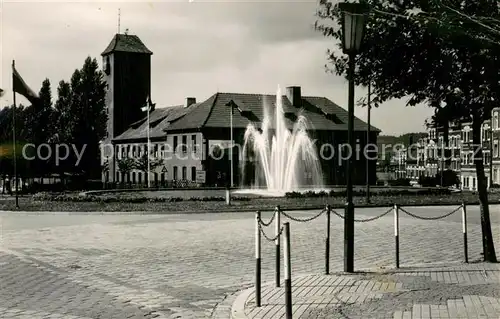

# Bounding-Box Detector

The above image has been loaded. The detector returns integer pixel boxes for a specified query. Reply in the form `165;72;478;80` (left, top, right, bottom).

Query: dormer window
104;56;111;75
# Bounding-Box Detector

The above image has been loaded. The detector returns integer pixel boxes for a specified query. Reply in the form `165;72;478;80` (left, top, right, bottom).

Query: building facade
100;33;381;188
398;109;500;190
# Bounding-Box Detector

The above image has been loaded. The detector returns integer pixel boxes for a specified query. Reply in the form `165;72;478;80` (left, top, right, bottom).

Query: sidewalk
228;262;500;319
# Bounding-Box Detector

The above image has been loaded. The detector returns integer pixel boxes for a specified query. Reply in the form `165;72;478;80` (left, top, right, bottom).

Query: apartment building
400;110;500;190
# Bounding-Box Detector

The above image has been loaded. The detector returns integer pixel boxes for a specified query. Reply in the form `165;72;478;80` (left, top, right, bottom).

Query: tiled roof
101;34;153;56
112;91;380;143
167;93;380;132
113;105;188;142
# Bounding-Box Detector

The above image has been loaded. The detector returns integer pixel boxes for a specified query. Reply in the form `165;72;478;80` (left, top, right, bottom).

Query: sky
0;0;433;136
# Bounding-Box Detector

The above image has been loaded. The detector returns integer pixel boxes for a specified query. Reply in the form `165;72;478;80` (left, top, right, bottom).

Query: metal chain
257;212;276;227
398;205;462;220
259;223;284;242
280;209;325;223
330;206;393;222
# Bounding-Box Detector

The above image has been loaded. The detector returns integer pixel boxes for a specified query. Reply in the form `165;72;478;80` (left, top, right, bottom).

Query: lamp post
226;100;236;188
339;1;368;273
141;96;154;188
366;80;371;204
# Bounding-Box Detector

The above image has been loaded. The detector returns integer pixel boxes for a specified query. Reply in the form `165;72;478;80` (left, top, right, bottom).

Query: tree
51;80;72;144
23;79;54;177
370;1;500;46
117;158;135;186
25;79;53;144
316;0;498;262
134;152;163;186
51;57;107;181
69;57;107;180
51;80;73;180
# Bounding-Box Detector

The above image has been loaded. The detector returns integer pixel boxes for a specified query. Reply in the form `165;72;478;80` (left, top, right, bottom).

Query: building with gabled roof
100;33;381;188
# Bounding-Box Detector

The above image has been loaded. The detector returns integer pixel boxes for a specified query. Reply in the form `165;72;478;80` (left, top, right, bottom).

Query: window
192;135;197;153
191;167;196;181
182;135;187;153
173;136;178;153
494;140;499;158
173;166;178;180
182;166;187;180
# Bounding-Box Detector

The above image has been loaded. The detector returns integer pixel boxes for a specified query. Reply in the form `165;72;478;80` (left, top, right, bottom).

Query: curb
1;201;498;214
230;287;254;319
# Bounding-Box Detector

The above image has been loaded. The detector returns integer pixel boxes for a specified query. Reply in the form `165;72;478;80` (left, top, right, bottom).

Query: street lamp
339;1;368;273
366;80;371;204
141;96;154;188
225;100;237;188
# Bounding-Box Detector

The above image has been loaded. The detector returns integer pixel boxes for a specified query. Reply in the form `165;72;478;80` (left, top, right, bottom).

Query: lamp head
339;2;368;55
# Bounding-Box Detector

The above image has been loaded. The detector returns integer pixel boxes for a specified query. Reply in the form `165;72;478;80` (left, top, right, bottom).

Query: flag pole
12;60;19;209
147;105;150;188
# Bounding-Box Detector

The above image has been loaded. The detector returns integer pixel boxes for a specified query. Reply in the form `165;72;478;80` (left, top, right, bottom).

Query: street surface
0;204;499;318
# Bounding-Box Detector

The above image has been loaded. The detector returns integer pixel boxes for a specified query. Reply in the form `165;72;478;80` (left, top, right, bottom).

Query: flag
12;63;40;105
141;95;155;112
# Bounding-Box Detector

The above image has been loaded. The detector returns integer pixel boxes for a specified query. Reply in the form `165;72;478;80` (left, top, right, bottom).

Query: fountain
237;86;324;196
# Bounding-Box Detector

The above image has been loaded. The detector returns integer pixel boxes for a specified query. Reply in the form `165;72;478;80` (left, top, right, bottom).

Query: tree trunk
472;115;497;262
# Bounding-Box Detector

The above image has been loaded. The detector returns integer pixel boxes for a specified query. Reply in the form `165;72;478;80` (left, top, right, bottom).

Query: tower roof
101;34;153;56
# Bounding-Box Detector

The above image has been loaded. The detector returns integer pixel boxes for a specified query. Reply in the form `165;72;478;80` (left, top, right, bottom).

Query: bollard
284;222;292;319
325;205;331;275
255;211;261;307
462;202;468;263
394;204;400;269
275;206;281;287
225;187;231;205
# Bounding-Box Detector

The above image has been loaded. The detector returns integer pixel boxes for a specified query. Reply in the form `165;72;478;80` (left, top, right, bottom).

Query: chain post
325;204;331;275
394;204;400;269
461;202;468;263
275;205;281;287
255;211;261;307
284;222;292;319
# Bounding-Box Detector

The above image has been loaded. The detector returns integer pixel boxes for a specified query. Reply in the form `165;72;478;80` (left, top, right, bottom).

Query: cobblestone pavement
0;205;498;318
240;263;500;319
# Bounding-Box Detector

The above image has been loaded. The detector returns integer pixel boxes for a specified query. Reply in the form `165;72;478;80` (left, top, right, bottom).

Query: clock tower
101;33;153;139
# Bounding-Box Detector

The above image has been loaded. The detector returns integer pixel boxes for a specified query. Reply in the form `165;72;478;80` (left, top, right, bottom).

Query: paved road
0;205;499;318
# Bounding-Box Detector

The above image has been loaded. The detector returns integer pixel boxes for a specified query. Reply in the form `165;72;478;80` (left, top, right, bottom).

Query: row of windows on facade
461;176;494;189
108;166;198;182
420;138;500;159
114;135;199;158
429;130;493;148
402;168;497;188
427;113;500;142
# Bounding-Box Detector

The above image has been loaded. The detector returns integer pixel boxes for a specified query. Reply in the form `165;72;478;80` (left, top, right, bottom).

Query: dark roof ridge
200;93;220;128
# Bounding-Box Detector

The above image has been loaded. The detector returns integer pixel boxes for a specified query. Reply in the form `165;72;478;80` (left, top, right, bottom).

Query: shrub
419;176;437;187
435;170;460;187
285;187;451;198
388;178;411;187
